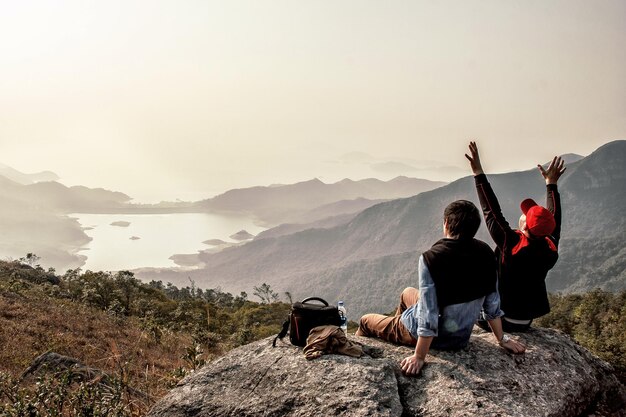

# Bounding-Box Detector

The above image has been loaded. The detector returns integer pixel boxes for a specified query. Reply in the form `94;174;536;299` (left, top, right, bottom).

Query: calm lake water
71;213;265;271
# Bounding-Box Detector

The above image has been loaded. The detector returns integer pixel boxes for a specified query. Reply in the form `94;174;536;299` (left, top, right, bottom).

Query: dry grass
0;281;191;403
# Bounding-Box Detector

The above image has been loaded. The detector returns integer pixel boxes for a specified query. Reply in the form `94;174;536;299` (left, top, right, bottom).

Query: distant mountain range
254;198;387;240
194;176;446;225
1;179;131;213
136;141;626;318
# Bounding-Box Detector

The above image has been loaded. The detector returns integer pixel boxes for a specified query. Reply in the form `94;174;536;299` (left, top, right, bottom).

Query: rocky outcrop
21;352;108;382
148;328;625;417
21;352;151;401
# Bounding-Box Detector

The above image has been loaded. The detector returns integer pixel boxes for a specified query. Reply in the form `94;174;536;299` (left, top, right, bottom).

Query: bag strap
301;297;329;306
272;317;290;347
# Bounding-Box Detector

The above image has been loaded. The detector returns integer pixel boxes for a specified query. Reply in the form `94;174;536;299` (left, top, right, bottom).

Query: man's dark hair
443;200;481;239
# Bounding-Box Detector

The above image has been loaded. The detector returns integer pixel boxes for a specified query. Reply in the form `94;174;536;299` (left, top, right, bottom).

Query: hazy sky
1;0;625;202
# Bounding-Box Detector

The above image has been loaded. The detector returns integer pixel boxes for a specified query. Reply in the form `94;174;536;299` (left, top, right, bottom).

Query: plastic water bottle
338;301;347;334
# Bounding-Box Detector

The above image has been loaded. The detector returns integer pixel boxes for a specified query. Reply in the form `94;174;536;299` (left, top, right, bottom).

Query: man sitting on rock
355;200;525;376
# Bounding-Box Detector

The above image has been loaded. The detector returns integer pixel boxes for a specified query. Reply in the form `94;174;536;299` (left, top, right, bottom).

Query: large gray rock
149;328;626;417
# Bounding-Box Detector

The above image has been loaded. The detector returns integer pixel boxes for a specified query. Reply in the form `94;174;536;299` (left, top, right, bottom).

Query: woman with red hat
465;141;566;332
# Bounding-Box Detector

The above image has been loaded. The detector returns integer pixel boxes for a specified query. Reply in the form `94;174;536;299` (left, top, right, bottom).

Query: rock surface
148;328;626;417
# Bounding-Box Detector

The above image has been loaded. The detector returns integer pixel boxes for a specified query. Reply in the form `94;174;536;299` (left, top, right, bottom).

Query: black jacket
474;174;560;320
422;238;497;308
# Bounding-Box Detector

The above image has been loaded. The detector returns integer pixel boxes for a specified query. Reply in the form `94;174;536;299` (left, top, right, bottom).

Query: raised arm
538;156;565;243
465;142;518;250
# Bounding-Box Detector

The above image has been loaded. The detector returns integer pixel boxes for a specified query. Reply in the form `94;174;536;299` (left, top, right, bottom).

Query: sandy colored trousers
355;287;418;346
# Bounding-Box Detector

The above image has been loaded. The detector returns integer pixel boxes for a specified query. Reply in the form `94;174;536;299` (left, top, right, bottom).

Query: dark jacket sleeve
473;174;520;252
545;184;561;245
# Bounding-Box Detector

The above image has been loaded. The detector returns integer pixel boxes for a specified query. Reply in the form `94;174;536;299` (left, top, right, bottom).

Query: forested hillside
536;290;626;383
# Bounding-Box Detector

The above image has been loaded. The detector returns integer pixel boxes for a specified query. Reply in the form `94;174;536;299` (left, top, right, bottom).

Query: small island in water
110;221;131;227
230;230;255;241
203;239;227;246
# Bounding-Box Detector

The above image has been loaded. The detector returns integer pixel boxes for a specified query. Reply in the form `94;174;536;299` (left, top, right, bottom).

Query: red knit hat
520;198;556;237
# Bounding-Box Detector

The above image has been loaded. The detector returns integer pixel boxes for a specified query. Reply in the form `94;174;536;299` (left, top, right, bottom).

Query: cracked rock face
148;328;626;417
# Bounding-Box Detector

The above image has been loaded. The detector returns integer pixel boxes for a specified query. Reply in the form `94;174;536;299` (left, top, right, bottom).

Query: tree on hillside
114;271;140;314
253;283;279;304
19;253;40;268
284;291;293;304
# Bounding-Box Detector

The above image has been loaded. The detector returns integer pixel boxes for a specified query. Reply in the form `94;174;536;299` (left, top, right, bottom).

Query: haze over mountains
135;141;626;318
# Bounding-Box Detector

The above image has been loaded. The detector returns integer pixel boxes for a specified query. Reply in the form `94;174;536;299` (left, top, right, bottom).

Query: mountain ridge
194;176;446;225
